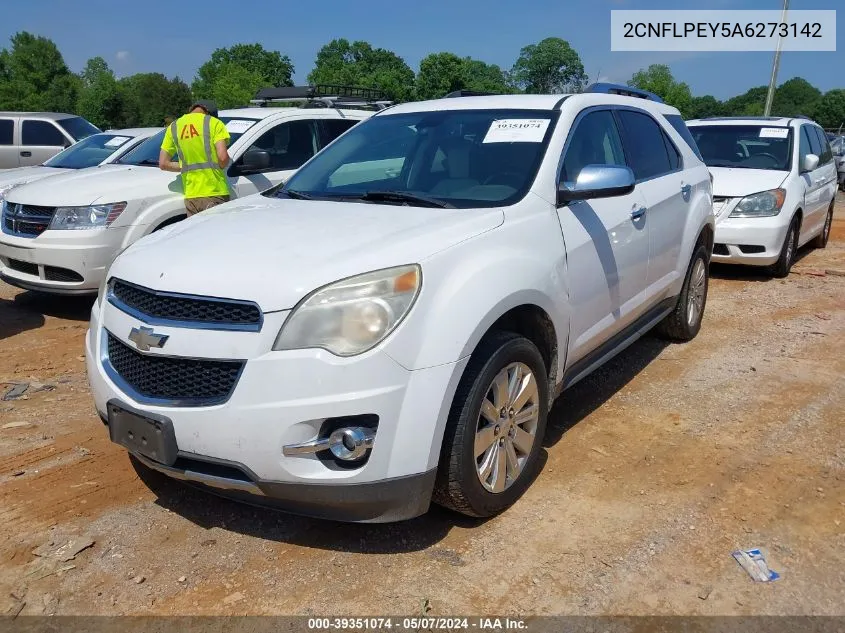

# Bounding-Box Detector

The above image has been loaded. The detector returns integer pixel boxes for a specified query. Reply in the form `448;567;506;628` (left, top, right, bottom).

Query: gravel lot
1;195;843;616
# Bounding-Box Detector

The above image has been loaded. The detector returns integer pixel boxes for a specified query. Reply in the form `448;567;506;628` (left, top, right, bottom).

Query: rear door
615;108;688;301
229;118;320;196
0;117;18;168
810;125;838;223
555;108;650;362
798;125;826;239
20;119;69;166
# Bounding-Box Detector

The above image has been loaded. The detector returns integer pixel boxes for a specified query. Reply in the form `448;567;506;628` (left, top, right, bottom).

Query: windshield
116;120;257;167
277;109;559;209
690;125;793;171
43;133;139;169
57;116;101;141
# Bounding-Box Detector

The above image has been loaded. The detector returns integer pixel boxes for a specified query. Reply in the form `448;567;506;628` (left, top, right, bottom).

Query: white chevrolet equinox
86;85;715;523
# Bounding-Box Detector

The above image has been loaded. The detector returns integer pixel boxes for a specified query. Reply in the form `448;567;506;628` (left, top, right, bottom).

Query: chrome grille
2;202;56;237
109;279;262;331
104;331;244;406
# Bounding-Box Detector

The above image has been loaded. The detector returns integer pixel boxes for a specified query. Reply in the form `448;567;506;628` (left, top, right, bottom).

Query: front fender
120;196;188;250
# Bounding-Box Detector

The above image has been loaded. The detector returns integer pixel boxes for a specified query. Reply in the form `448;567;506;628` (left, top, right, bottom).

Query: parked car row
2;86;839;524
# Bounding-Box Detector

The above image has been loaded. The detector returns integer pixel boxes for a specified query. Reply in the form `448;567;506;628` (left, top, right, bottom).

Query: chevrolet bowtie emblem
128;326;169;352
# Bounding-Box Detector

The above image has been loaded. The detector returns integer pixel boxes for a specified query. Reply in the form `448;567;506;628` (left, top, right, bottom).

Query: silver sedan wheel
474;362;540;493
686;257;707;327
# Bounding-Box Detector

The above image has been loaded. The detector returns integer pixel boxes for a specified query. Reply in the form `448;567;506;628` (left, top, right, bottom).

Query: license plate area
107;399;178;466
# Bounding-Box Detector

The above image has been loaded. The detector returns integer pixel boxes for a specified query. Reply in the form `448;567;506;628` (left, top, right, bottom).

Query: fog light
328;427;375;461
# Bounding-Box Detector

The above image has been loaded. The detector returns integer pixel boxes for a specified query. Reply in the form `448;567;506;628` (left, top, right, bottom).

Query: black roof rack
443;90;498;98
251;84;393;110
585;82;664;103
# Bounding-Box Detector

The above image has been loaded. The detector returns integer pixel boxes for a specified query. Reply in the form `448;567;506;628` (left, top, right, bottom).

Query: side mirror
557;165;636;205
801;153;819;173
241;149;271;172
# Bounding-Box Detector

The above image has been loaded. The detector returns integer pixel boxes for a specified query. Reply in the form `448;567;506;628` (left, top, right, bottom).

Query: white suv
686;116;838;277
86;85;714;523
0;104;372;294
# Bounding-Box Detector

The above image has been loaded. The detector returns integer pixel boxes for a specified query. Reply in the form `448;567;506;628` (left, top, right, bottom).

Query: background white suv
687;116;838;277
0;104;372;295
86;85;714;523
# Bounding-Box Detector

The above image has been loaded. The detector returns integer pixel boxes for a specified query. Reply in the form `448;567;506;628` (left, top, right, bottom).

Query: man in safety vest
159;100;232;216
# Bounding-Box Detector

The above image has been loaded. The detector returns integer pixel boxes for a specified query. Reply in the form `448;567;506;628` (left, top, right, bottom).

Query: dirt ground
1;196;843;618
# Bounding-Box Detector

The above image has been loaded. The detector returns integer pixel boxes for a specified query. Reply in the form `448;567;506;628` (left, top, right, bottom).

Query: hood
4;164;181;207
709;167;788;198
0;166;68;190
109;197;505;311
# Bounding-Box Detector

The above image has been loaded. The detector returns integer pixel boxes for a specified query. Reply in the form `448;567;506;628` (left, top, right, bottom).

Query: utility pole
764;0;790;116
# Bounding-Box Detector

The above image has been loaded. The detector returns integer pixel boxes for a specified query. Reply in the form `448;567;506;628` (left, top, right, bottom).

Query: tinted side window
22;120;66;146
616;110;672;181
240;120;318;172
662;131;681;171
805;125;823;159
560;110;626;183
664;113;703;161
320;119;358;147
0;119;13;145
812;126;832;164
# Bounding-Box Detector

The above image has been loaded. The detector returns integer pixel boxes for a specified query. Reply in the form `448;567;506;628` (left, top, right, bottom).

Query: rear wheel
771;217;800;278
433;331;548;518
811;203;834;249
655;244;709;342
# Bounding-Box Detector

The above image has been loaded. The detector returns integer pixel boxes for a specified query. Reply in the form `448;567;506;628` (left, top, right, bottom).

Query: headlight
729;189;786;218
49;202;127;230
273;264;422;357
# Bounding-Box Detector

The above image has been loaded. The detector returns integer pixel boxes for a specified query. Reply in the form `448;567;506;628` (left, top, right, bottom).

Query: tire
811;203;834;249
433;331;549;518
655;244;709;342
770;217;800;279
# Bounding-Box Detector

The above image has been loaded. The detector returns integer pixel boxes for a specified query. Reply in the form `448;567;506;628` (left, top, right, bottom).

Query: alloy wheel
686;257;707;328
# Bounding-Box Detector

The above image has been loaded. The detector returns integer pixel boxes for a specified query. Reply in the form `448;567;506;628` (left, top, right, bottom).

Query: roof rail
585;82;664;103
250;84;393;110
793;114;813;121
443;90;498;98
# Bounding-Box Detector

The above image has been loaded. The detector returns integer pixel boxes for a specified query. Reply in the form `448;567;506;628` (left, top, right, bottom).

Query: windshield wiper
133;159;160;167
356;191;454;208
282;189;313;200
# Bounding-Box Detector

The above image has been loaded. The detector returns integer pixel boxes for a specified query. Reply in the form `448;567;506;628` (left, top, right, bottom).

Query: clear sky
2;0;842;100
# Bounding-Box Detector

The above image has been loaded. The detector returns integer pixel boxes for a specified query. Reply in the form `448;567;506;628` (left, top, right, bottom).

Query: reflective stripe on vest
170;115;218;172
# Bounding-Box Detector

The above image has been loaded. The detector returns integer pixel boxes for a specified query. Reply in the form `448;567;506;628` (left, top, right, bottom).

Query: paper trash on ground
732;548;780;582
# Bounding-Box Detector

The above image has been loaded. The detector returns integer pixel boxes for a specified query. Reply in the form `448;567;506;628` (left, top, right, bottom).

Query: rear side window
0;119;13;145
664;114;704;161
616;110;672;181
320;119;358;147
22;120;66;146
812;126;833;164
805;125;823;159
662;131;681;170
560;110;626;183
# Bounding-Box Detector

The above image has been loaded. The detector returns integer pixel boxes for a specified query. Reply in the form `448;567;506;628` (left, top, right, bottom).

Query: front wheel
433;331;549;518
655;244;709;342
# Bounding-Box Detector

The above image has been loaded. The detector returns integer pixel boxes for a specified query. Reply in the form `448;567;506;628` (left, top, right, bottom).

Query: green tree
76;57;123;129
0;32;75;111
772;77;822;117
628;64;692;117
510;37;586;94
118;73;192;127
192;43;293;101
687;95;725;119
208;63;264;110
813;89;845;130
308;39;416;102
415;53;510;100
723;86;767;116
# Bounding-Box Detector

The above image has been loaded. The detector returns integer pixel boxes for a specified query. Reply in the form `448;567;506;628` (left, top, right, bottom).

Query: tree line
0;31;842;132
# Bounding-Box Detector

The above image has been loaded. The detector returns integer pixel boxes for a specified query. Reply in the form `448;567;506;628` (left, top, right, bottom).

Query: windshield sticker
483;119;550;144
759;128;789;139
104;136;130;148
225;120;255;134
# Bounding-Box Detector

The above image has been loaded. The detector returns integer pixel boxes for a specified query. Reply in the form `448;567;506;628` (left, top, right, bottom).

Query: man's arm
159;150;181;172
215;140;230;169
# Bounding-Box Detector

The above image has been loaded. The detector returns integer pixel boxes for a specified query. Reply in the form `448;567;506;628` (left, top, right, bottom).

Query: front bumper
711;207;791;266
0;227;127;294
85;298;462;523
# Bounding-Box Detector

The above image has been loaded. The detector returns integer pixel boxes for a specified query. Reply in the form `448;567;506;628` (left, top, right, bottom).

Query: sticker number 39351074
483;119;551;144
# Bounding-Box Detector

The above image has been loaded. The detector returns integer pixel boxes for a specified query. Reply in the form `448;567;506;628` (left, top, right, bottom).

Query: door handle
631;206;647;220
681;183;691;197
20;151;31;157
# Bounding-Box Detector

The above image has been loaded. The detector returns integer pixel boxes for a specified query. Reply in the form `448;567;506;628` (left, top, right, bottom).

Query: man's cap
190;99;219;118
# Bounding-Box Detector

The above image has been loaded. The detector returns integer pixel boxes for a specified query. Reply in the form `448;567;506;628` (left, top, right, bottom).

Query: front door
555;108;650;364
